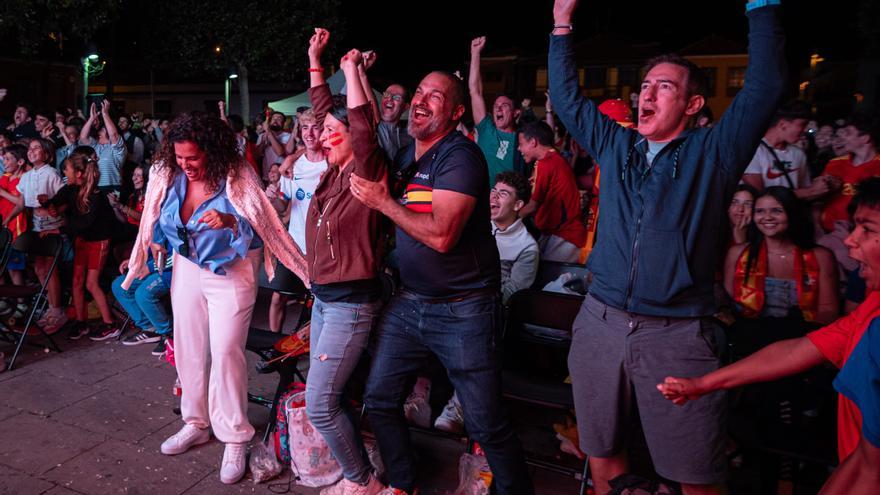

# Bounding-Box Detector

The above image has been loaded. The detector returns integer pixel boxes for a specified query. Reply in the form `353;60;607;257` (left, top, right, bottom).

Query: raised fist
340;49;363;72
308;28;330;60
553;0;578;24
471;36;486;55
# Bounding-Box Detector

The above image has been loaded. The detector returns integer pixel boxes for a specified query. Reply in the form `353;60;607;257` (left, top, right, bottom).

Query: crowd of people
0;0;879;494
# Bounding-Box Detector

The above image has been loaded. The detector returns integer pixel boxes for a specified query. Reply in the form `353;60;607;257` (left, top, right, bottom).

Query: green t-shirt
476;117;519;186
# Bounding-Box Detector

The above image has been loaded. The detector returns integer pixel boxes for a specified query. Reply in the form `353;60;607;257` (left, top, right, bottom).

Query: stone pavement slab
183;470;320;494
0;413;106;476
0;464;56;495
34;341;146;386
0;403;21;421
43;486;84;495
42;438;215;495
93;362;178;403
51;389;179;443
0;367;102;415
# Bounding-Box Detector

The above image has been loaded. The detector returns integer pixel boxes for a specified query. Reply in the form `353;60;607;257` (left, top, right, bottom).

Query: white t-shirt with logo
259;131;292;180
278;154;327;254
743;140;811;189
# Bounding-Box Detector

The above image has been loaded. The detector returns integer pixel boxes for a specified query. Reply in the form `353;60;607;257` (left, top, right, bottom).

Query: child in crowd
0;144;30;319
7;138;67;331
113;254;172;356
265;163;282;199
41;154;119;340
108;163;147;240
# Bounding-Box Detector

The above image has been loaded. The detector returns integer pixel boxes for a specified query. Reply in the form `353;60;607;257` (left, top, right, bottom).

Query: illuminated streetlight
225;65;238;109
82;42;104;113
86;42;99;61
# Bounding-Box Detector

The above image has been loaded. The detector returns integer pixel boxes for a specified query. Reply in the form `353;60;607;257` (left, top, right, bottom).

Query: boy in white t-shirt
268;109;327;332
742;100;837;201
7;138;68;331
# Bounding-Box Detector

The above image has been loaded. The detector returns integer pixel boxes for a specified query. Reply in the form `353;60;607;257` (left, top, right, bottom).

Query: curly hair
154;111;242;193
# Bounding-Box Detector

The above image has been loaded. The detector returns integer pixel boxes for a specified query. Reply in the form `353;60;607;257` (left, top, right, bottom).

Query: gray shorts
568;295;728;485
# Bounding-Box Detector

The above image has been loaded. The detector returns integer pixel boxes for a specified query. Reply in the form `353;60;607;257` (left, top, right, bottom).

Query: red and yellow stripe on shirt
403;183;433;213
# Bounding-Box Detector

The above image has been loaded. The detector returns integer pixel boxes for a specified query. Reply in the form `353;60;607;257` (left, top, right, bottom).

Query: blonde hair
63;154;100;213
298;109;318;126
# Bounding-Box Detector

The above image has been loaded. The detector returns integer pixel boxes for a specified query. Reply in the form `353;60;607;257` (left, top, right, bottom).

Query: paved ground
0;291;582;495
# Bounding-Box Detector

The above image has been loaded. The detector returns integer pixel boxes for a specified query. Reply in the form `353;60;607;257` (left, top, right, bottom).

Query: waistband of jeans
399;286;497;304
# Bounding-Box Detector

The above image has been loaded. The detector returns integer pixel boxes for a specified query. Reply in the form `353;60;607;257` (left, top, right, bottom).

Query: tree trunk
238;63;250;124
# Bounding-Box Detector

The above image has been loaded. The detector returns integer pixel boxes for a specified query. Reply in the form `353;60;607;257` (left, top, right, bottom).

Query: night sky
2;0;872;98
338;0;872;91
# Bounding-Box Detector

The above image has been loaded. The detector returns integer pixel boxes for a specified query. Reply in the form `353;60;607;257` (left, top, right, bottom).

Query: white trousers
170;250;260;443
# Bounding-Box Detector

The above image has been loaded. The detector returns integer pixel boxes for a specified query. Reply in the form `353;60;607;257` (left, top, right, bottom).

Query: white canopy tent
267;70;384;115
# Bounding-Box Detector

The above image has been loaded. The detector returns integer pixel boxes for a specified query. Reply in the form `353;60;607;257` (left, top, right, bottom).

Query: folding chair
501;288;590;495
0;228;16;345
531;260;590;290
246;261;312;442
0;228;13;271
2;232;65;370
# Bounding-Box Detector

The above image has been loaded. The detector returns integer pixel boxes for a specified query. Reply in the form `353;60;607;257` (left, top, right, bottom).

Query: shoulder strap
759;141;796;190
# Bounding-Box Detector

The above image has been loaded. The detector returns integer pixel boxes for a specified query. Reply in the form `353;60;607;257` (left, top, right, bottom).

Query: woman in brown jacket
303;29;388;495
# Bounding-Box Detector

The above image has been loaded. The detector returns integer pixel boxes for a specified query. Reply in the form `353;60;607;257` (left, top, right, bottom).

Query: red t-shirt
0;173;26;239
532;150;587;248
820;155;880;231
126;194;144;226
807;290;880;461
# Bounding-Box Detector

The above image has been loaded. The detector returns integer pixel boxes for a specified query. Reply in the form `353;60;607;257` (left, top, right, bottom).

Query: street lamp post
81;42;102;113
225;65;239;111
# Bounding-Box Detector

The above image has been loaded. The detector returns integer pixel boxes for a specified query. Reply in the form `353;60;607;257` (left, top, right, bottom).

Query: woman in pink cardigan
121;111;307;484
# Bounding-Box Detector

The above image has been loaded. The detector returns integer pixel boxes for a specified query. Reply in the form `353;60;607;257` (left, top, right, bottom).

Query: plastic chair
501;288;590;494
2;232;65;370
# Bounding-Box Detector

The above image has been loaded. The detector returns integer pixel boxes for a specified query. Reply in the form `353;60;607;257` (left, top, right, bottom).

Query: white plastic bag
249;438;283;484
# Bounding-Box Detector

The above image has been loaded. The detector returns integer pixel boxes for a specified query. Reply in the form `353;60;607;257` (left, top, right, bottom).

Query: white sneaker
403;391;431;428
219;442;247;484
320;474;385;495
38;307;68;334
160;424;211;455
433;395;464;434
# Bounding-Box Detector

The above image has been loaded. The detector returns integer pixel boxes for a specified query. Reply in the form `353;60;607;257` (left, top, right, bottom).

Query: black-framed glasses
177;227;190;257
382;92;403;102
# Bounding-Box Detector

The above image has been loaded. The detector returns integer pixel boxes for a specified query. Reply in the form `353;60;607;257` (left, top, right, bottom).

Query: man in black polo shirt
350;71;532;495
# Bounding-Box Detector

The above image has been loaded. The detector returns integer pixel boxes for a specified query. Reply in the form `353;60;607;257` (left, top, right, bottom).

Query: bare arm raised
468;36;488;126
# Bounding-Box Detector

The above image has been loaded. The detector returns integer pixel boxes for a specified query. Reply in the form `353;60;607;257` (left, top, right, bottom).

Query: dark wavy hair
155;111;241;193
744;186;815;281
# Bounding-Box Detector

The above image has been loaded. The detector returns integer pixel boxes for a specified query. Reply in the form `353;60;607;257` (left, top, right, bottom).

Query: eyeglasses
382;92;403;102
177;227;190;257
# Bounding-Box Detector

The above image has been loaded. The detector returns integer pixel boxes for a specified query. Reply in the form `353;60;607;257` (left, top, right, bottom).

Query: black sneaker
67;321;90;340
122;330;161;346
89;323;122;341
151;338;167;356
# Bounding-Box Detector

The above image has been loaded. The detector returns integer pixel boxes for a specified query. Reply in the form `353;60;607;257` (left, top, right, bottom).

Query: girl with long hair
724;186;838;331
41;154;119;340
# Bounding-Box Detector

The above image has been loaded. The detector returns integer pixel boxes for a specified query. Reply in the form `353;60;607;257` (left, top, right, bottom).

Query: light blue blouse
154;172;261;275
